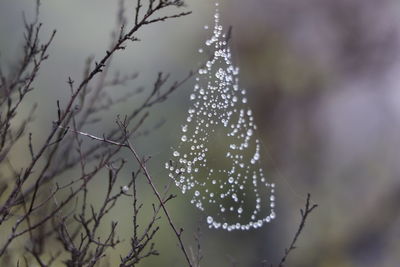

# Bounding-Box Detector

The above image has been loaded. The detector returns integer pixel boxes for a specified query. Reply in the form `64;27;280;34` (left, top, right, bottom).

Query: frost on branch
167;3;275;231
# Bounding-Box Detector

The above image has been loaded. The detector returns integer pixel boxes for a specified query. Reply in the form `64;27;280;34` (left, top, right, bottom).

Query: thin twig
276;193;318;267
125;139;193;267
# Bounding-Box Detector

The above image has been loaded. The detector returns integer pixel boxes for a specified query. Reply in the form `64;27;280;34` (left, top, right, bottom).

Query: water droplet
122;185;129;193
270;211;276;219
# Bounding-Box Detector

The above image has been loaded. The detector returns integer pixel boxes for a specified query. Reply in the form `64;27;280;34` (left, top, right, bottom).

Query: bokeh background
1;0;400;266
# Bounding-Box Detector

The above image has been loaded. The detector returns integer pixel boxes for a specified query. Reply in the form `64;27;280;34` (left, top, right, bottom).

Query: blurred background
1;0;400;266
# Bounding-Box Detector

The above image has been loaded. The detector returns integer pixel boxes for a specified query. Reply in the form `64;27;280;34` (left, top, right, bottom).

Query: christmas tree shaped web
166;2;276;231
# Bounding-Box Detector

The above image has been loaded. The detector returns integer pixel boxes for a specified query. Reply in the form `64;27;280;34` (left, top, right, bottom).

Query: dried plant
0;1;192;266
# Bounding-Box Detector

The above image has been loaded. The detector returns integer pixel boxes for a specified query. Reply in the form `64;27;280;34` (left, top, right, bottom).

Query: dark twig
276;194;318;267
125;138;193;267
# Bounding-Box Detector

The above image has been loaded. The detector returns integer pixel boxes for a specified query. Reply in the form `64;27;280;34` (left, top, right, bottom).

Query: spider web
166;3;275;231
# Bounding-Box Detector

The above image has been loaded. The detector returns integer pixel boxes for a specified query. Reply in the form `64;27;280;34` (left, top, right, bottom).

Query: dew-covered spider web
166;3;276;231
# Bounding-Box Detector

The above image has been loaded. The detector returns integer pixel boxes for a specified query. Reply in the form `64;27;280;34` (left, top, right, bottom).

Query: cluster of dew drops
165;2;276;231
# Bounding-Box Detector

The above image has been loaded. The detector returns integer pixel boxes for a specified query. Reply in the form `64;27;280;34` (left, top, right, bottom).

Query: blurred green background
1;0;400;266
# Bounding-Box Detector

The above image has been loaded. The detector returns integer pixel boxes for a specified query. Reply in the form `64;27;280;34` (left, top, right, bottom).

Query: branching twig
276;193;318;267
56;118;193;267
